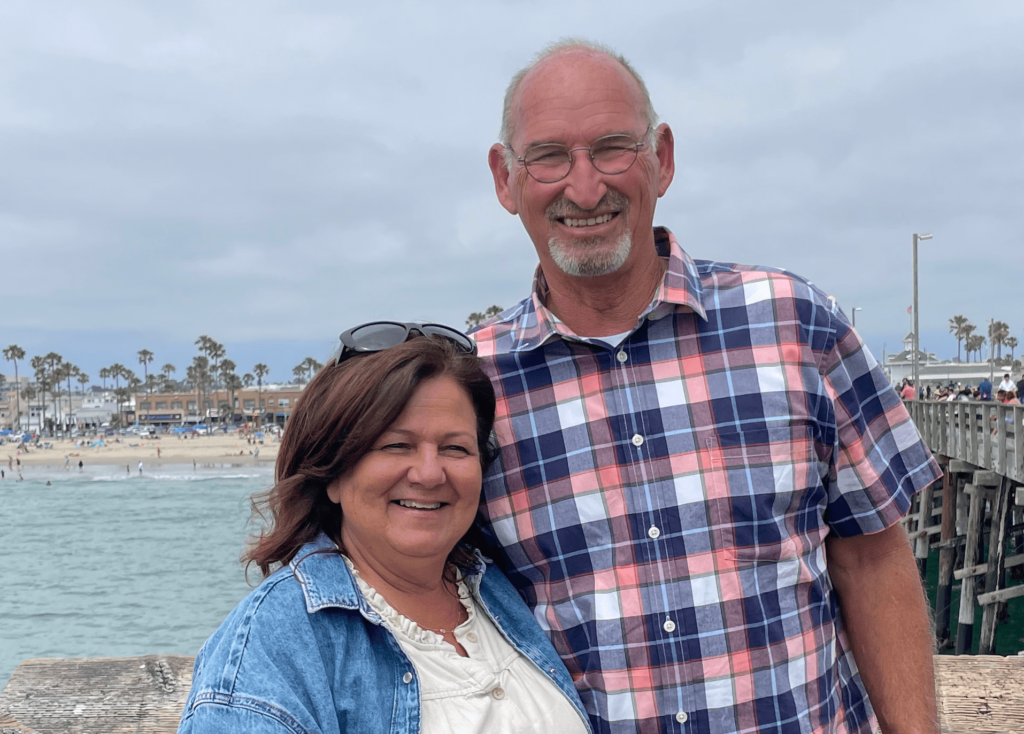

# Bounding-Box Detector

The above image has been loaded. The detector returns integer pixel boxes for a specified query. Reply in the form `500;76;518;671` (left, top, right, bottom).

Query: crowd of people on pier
898;372;1024;404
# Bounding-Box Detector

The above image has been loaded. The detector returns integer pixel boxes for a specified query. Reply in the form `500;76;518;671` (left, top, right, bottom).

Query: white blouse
345;558;589;734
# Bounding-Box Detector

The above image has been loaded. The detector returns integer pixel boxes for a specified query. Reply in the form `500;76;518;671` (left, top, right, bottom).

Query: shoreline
3;434;280;469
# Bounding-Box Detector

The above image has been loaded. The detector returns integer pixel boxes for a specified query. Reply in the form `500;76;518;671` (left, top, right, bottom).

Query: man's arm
826;523;938;734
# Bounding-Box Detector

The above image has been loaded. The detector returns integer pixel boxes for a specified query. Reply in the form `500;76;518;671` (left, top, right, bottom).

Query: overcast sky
1;0;1022;384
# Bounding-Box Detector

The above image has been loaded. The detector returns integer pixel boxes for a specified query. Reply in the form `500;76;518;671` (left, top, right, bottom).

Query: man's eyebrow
522;130;640;148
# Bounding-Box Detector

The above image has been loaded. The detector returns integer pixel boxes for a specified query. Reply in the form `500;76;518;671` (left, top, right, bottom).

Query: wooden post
956;481;985;654
978;476;1013;654
935;457;956;647
914;477;935;578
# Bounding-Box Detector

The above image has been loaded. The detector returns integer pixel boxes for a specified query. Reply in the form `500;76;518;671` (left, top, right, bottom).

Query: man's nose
406;446;445;487
561;149;608;211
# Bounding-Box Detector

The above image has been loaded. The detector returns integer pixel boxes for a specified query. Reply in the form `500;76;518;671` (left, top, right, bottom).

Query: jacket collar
500;226;708;353
289;533;488;615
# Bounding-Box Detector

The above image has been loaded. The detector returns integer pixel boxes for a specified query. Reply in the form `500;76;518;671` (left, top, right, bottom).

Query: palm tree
242;373;254;388
207;340;226;416
961;324;977;362
161;363;176;380
21;385;37;431
3;344;26;430
98;367;111;389
253;363;269;428
988;320;1010;359
966;334;986;363
224;372;243;423
948;315;970;362
138;349;154;393
77;372;90;395
31;356;49;432
1005;336;1019;363
292;364;306;383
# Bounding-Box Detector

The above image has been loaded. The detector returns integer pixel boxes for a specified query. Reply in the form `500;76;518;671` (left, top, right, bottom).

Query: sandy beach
4;433;278;469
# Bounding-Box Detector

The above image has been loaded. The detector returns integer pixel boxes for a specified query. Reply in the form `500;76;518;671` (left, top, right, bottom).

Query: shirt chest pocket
702;429;821;564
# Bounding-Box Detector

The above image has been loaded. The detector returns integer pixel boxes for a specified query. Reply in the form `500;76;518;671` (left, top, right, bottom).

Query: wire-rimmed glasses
507;127;651;184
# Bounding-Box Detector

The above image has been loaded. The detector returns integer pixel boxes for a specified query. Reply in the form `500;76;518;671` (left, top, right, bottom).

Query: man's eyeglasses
334;321;476;366
506;128;651;184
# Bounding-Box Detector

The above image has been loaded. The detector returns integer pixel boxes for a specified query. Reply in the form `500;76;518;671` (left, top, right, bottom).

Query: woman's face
326;375;483;569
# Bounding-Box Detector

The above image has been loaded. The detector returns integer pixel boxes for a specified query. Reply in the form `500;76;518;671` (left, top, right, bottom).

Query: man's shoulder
468;298;534;356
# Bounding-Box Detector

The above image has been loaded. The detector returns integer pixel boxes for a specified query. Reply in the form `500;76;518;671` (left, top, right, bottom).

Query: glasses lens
348;322;409;351
523;145;571;183
591;135;639;175
420;325;476;354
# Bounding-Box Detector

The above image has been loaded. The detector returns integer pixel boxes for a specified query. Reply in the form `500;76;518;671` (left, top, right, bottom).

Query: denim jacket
178;534;591;734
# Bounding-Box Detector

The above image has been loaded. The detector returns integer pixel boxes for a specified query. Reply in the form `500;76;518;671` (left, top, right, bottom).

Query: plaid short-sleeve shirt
472;228;941;734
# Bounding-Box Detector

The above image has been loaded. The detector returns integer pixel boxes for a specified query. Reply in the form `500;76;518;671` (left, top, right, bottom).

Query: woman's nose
406;447;445;487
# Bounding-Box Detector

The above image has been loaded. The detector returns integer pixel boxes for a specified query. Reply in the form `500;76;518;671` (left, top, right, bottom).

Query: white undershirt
345;558;588;734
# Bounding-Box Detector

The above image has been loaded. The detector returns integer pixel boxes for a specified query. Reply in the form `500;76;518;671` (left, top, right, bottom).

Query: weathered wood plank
0;655;193;734
980;478;1014;654
935;654;1024;733
957;483;987;654
2;654;1023;733
977;584;1024;606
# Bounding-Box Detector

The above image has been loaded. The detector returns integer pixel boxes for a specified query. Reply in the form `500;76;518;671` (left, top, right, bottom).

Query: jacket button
616;350;628;363
647;526;661;539
402;672;412;684
675;710;688;723
492;687;505;700
466;632;478;643
663;618;676;633
631;434;644;447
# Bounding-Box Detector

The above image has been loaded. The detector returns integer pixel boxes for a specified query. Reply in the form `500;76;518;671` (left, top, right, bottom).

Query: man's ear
488;144;519;215
654;124;675;198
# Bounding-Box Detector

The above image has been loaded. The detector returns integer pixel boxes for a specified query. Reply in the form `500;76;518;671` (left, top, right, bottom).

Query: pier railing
904;400;1023;483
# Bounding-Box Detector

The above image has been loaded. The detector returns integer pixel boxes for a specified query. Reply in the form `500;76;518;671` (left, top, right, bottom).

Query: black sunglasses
334;321;477;366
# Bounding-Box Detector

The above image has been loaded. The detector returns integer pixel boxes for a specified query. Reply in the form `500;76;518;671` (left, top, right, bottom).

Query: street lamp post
912;233;933;398
851;307;863;328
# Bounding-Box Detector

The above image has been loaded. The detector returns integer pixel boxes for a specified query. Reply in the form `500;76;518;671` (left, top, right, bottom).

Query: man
1017;372;1024;401
998;373;1015;393
474;40;941;734
978;377;992;401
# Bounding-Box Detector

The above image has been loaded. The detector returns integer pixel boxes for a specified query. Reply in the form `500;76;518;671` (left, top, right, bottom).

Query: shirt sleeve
819;308;942;537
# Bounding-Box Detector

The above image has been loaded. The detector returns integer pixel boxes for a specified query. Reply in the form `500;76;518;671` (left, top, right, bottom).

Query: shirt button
402;672;412;684
676;710;688;723
492;687;505;700
616;350;628;363
647;526;661;539
466;632;478;643
631;434;644;447
663;618;676;633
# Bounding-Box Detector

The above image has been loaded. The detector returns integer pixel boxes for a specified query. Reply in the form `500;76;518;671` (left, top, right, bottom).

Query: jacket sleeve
178;695;320;734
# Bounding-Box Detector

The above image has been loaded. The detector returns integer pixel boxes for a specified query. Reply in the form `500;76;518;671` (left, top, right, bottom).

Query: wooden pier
2;654;1023;732
902;400;1024;656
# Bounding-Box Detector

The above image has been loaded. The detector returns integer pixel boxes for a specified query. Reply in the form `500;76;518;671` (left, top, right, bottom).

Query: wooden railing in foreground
904;400;1023;483
2;654;1023;733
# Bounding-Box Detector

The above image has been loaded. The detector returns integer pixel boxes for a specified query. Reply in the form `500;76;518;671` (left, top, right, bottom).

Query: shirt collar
290;533;488;615
508;226;707;352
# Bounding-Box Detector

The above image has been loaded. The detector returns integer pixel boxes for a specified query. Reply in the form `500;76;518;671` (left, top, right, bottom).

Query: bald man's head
498;38;659;163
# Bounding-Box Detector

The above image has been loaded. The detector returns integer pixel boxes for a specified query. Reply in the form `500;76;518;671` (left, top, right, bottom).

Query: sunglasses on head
334;321;477;366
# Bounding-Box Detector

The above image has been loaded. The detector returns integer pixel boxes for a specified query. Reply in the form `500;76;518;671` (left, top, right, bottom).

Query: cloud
0;0;1021;379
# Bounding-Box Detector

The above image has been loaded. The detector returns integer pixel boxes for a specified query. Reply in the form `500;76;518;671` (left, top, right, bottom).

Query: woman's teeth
396;500;443;510
562;212;614;228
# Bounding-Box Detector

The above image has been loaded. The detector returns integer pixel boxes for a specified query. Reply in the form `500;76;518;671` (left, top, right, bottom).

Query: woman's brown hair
245;335;497;577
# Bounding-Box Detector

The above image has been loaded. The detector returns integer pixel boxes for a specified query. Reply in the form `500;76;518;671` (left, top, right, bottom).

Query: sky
1;0;1022;385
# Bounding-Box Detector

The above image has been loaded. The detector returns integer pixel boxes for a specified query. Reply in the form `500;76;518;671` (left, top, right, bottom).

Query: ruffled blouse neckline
343;555;475;647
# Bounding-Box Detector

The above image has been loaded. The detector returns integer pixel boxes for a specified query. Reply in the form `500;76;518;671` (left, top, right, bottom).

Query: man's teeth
562;213;614;228
397;500;443;510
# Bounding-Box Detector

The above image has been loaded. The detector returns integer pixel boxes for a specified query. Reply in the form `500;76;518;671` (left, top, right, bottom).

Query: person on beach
138;461;144;475
78;460;83;471
474;39;942;733
178;324;589;734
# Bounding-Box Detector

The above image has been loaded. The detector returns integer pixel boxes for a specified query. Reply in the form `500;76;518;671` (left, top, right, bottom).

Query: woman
178;322;591;734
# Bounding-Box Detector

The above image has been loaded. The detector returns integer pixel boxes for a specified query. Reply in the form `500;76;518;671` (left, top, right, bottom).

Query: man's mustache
546;191;629;220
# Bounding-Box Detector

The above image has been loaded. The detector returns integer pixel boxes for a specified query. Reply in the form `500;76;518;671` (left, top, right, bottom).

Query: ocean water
0;464;275;688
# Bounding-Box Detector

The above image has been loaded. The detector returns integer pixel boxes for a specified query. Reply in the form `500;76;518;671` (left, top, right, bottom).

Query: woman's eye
380;442;411;451
442;444;471;454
